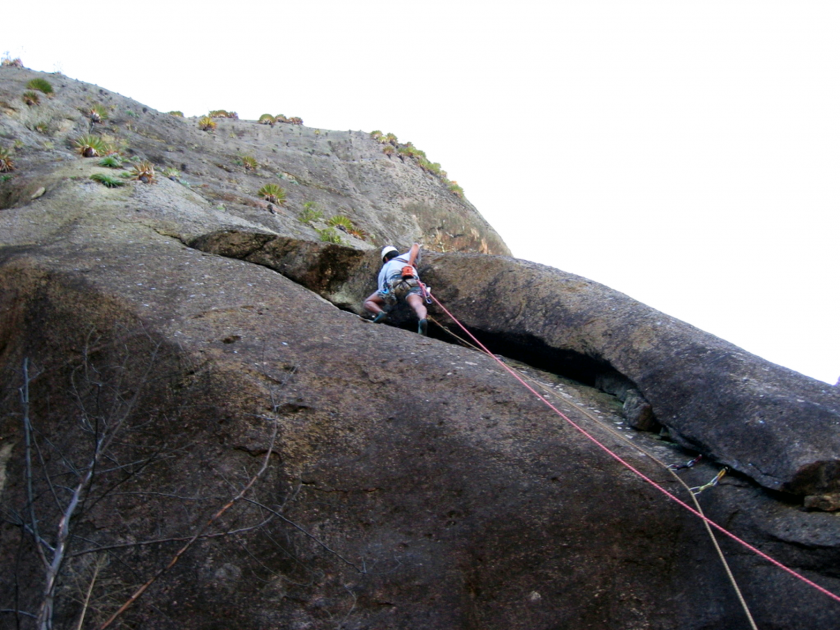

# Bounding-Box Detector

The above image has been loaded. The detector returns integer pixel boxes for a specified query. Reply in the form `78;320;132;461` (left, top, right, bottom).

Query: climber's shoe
373;312;388;323
418;319;428;336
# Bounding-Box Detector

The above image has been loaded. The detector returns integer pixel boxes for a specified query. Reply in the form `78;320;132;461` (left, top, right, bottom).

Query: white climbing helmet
380;246;398;262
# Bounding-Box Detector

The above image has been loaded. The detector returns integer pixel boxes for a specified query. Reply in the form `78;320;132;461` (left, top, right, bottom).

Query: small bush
0;147;15;173
327;215;353;230
130;160;155;184
258;114;276;126
241;156;258;171
74;134;107;157
98;155;122;168
162;167;180;180
299;201;323;223
22;91;40;106
26;78;53;95
89;104;108;123
316;228;343;244
198;116;216;131
448;181;464;198
1;56;23;68
257;183;286;205
90;173;125;188
168;111;184;117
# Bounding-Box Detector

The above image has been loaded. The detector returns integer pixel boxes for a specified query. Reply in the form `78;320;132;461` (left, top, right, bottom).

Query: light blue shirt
378;252;415;292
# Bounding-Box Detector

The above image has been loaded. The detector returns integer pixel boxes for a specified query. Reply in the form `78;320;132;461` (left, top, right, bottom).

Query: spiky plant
26;78;53;95
381;145;395;156
98;155;122;168
90;173;125;188
384;132;398;145
370;130;383;140
275;114;288;123
0;147;15;173
168;111;184;117
130;160;155;184
89;104;109;123
257;183;286;205
288;117;303;125
241;156;258;171
74;135;108;158
198;116;216;131
258;114;276;126
209;110;229;118
347;226;368;240
22;91;40;106
327;215;353;230
1;56;23;68
162;167;180;180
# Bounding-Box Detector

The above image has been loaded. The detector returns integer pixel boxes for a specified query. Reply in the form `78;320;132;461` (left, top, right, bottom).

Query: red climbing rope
428;293;840;606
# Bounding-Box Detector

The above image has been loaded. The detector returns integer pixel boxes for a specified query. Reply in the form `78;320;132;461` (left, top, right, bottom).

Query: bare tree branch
98;418;279;629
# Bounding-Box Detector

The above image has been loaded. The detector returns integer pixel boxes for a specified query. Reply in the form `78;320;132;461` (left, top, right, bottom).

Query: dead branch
98;418;279;629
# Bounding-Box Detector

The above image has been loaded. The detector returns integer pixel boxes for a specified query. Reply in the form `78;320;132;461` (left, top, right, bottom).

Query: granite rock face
1;68;840;630
191;238;840;498
0;67;510;256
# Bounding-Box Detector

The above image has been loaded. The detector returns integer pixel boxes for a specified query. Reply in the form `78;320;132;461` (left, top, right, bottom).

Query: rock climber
363;243;428;335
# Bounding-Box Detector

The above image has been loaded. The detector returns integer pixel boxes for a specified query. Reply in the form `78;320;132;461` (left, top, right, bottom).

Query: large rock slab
191;237;840;498
3;228;840;630
417;253;840;497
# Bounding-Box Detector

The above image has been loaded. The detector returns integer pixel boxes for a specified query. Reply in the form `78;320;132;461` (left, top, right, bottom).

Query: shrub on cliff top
198;116;216;131
1;55;23;68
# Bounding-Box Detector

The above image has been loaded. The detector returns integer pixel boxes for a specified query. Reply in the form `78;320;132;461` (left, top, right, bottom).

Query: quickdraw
691;467;729;495
668;455;702;471
419;281;432;305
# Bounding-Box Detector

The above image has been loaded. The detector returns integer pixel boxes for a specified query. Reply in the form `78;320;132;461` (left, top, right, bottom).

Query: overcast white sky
3;1;838;384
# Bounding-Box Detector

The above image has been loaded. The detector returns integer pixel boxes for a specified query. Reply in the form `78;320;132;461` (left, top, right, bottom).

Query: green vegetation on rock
26;77;53;95
90;172;126;188
74;134;108;158
22;91;40;106
316;227;343;244
299;201;322;223
198;116;216;131
258;183;286;205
